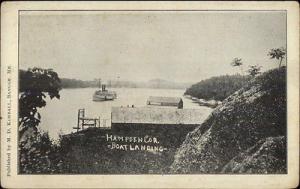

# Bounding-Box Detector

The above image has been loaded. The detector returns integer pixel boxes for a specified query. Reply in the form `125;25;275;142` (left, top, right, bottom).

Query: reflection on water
39;88;212;139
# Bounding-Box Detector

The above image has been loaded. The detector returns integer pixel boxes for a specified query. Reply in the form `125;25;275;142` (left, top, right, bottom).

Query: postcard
1;1;299;188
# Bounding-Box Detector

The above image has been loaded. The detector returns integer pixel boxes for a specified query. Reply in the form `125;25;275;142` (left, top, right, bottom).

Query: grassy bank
20;123;195;174
171;67;286;173
56;126;191;174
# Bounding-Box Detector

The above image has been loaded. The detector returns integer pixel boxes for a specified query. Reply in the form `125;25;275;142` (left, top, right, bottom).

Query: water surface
39;88;212;139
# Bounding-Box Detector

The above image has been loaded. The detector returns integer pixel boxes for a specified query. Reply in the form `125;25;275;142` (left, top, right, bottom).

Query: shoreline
184;95;222;108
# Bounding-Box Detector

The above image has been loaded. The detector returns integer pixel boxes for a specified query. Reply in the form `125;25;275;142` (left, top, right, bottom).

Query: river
39;88;213;139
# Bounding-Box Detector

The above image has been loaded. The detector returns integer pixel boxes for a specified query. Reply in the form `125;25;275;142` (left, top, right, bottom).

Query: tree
19;67;62;135
268;47;286;68
248;65;262;77
231;58;243;74
19;67;62;173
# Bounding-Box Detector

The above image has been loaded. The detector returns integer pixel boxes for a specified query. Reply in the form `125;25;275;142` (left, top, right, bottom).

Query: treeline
60;78;140;89
185;74;250;101
60;78;190;89
60;78;99;88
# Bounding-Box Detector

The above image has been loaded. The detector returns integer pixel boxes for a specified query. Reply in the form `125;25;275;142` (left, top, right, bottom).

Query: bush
19;130;63;174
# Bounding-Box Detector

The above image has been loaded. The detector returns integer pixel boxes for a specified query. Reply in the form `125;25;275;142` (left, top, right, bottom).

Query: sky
19;11;286;83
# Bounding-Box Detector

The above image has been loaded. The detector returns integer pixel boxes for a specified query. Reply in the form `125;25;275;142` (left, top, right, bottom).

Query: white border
1;1;299;188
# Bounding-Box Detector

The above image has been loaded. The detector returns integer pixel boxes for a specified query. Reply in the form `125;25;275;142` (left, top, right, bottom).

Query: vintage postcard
1;1;299;188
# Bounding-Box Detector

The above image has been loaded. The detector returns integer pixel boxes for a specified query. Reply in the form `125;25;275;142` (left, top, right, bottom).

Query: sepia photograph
1;1;299;188
18;10;288;175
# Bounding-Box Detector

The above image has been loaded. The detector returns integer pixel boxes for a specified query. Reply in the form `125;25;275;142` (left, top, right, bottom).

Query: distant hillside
171;67;286;174
184;75;250;101
60;78;98;88
61;78;191;89
144;79;191;89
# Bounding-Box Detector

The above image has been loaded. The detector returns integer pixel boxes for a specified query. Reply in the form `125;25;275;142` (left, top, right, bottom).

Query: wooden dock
73;109;110;132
